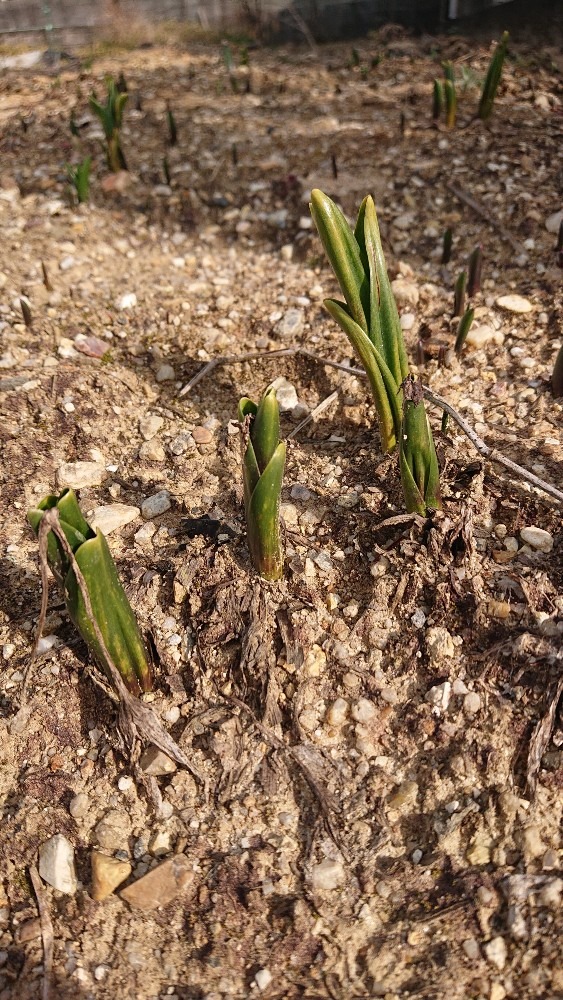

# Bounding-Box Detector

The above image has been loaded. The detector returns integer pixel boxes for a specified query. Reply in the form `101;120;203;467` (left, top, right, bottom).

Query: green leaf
361;195;409;385
310;189;369;333
399;401;442;513
65;532;152;694
246;442;286;581
478;31;509;121
324;298;401;452
252;387;280;472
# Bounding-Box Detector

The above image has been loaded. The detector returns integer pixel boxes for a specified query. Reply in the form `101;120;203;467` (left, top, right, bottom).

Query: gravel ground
0;27;562;1000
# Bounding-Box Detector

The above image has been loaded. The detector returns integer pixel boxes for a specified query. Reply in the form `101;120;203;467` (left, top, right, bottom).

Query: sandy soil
0;26;562;1000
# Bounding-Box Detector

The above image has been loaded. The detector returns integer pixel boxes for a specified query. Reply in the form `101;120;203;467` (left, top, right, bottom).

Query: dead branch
29;865;53;1000
527;671;563;794
178;347;563;505
445;181;521;252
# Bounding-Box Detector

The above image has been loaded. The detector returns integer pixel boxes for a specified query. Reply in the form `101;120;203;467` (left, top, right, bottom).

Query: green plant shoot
552;344;563;398
238;389;286;580
444;78;456;128
28;489;152;695
310;189;441;515
467;246;482;296
432;79;444;121
455;307;475;355
89;78;128;172
478;31;509;121
67;156;91;203
453;270;467;317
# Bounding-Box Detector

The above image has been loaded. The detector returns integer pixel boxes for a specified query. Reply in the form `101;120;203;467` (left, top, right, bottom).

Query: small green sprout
238;389;286;580
552;344;563;398
478;31;509;121
166;101;178;146
454;307;475;355
453;270;467;317
89;78;128;172
444;78;456;128
163;156;172;186
28;489;152;695
432;79;444;121
442;61;455;84
67;156;91;203
467;246;482;296
310;189;441;515
441;227;453;264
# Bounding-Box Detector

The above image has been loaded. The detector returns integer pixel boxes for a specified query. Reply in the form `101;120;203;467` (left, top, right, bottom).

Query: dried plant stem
179;348;563;505
29;865;53;1000
446;181;521;252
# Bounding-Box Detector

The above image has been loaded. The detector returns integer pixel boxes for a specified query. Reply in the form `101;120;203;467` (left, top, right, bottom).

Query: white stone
392;212;415;231
311;858;345;890
135;523;157;546
465;324;504;349
496;294;533;314
351;698;376;723
484;936;507;971
269;376;299;412
391;278;419;307
425;681;452;712
326;698;348;727
56;461;105;489
116;292;137;310
400;312;415;331
69;792;89;819
139;415;164;440
545;209;563;234
275;308;304;338
139;440;166;462
141;491;171;519
425;626;455;663
155;363;175;382
520;526;553;553
255;969;273;991
88;504;140;535
463;692;481;715
39;834;77;894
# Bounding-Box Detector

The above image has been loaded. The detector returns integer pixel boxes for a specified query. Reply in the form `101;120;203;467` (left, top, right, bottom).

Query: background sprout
67;156;91;204
467;245;483;296
478;31;509;121
444;78;456;128
238;388;286;581
552;344;563;398
28;489;152;695
310;189;441;514
166;101;178;146
441;227;453;264
432;79;444;122
454;307;475;355
453;270;467;317
89;78;128;172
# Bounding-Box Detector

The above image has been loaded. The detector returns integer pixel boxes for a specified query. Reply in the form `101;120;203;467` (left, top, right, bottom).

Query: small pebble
520;526;553;553
496;294;533;314
56;461;105;489
139;415;164;440
69;792;89;819
290;483;311;501
155;363;175;382
326;698;348;727
139;746;177;776
463;692;481;715
311;859;345;891
275;308;304;338
462;937;480;960
116;292;137;310
255;969;273;991
39;834;77;894
192;426;213;444
88;504;140;535
484;936;507;971
139;440;166;462
425;681;452;712
351;698;376;723
141;491;171;519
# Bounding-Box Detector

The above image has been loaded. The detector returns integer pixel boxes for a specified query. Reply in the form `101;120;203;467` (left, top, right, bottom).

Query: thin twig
445;181;521;252
29;865;53;1000
527;671;563;794
178;348;296;397
178;347;563;505
287;390;339;439
35;511;205;786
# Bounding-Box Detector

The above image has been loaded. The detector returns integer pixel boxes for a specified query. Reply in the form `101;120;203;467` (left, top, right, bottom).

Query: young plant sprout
166;101;178;146
453;270;467;317
89;78;128;172
28;489;152;695
467;245;482;296
310;189;441;515
444;78;456;128
238;388;286;580
552;344;563;398
432;79;444;122
20;297;33;328
441;227;453;264
67;156;91;204
478;31;509;121
454;307;475;355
